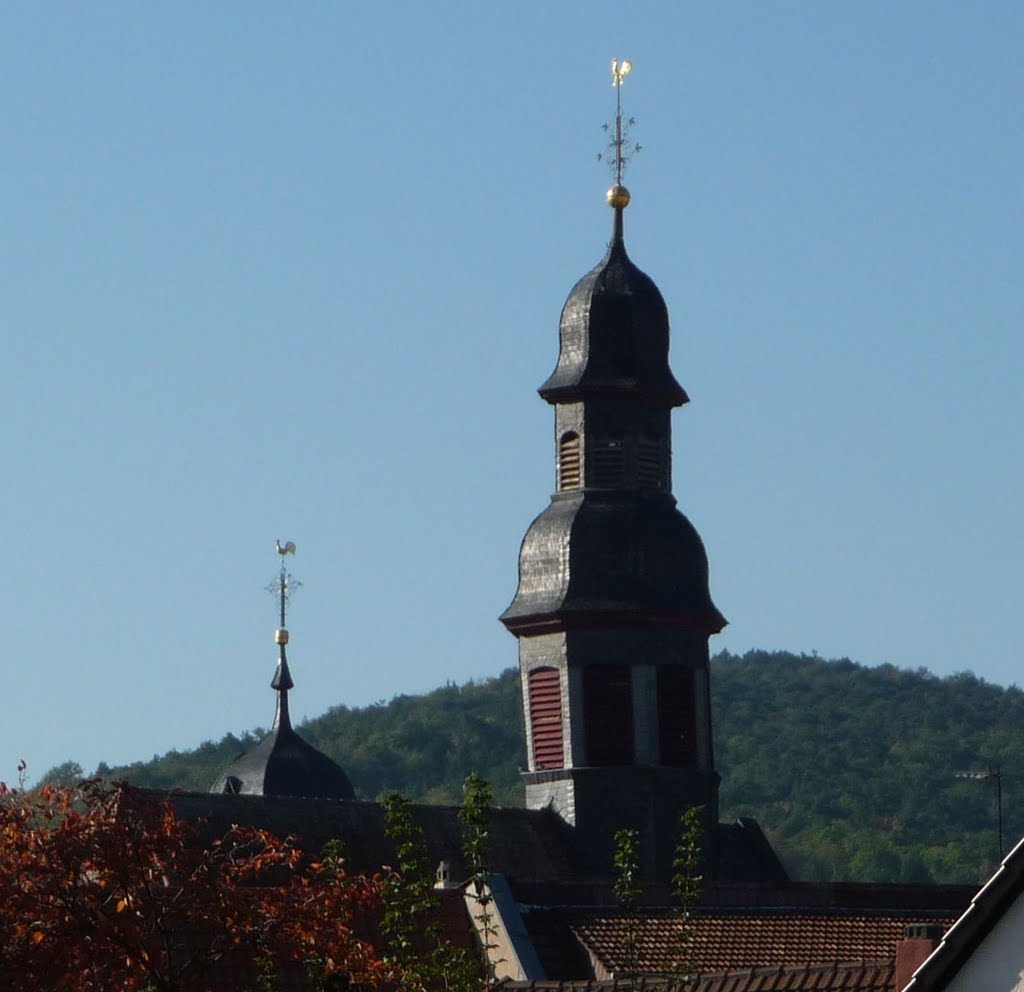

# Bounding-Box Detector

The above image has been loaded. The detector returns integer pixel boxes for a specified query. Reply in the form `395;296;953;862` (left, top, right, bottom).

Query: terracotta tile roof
690;963;896;991
496;962;896;991
525;910;957;978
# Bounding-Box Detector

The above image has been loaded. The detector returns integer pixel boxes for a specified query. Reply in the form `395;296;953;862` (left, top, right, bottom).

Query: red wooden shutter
528;667;564;770
657;666;697;767
583;665;634;766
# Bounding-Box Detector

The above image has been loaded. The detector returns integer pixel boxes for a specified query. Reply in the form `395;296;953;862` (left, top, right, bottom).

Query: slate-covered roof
170;791;787;893
717;819;789;883
168;791;580;884
208;720;355;800
538;210;687;407
502;201;724;636
500;491;726;634
209;641;355;801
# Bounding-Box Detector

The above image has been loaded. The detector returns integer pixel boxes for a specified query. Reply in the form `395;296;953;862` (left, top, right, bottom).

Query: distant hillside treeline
76;651;1023;885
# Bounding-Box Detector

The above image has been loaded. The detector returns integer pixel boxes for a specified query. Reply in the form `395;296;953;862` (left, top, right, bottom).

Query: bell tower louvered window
657;666;698;767
637;435;664;490
558;432;581;491
583;665;634;766
591;439;625;488
528;667;564;770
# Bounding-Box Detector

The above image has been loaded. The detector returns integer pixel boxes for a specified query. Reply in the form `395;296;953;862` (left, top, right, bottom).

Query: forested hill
68;650;1024;885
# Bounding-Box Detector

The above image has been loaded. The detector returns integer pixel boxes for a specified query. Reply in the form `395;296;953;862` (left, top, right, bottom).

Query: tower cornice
500;608;728;639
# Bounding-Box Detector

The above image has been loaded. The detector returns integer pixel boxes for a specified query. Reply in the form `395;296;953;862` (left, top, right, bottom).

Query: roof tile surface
496;965;896;992
525;910;956;977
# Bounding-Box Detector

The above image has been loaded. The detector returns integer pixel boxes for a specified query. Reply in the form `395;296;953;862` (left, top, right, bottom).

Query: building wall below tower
524;764;719;880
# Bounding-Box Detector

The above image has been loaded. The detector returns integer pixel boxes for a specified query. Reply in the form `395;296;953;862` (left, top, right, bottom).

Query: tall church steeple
501;63;725;878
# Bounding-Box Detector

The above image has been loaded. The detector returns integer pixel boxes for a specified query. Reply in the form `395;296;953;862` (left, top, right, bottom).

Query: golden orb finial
607;184;631;209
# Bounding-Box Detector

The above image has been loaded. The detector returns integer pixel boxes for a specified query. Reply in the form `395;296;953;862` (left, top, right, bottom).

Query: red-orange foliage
0;776;394;992
263;851;393;989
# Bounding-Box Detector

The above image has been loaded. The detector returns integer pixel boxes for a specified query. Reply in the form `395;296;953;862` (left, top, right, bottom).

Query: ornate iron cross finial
598;58;641;186
267;540;300;629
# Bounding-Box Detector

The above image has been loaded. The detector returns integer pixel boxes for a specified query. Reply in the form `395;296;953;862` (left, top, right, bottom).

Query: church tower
501;63;726;878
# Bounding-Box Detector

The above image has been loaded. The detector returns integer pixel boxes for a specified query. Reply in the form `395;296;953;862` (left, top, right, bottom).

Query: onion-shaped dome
500;491;726;636
539;210;687;407
211;636;354;800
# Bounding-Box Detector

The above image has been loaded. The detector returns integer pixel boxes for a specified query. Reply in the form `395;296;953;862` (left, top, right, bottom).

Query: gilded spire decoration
598;58;640;210
267;539;299;728
268;539;299;642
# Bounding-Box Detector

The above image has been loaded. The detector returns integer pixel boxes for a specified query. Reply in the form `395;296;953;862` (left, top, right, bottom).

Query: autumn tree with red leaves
0;773;394;992
255;840;395;992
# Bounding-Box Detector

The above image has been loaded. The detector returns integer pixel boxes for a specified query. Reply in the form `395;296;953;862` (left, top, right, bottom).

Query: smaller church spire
269;540;299;731
209;539;355;799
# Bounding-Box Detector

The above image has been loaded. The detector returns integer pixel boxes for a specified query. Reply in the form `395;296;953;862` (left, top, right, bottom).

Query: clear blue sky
2;4;1021;785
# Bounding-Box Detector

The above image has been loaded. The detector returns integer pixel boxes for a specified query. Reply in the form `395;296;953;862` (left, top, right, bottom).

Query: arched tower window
528;667;564;770
657;666;698;767
583;665;634;766
558;432;581;491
